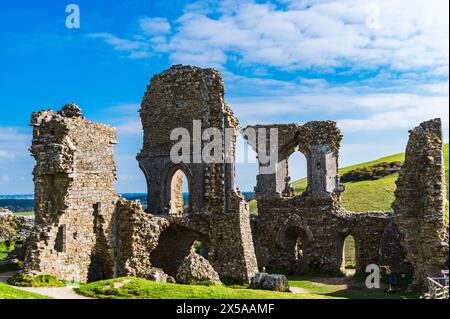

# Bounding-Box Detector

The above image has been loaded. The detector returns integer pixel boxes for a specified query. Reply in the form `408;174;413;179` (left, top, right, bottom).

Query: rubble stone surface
0;209;34;263
176;250;222;284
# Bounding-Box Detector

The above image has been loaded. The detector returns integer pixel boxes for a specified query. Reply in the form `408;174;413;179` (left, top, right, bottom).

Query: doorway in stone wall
285;226;309;274
342;235;357;275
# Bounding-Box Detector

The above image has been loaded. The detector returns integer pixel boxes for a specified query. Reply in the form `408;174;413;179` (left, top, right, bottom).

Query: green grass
291;178;308;195
0;241;14;260
76;277;324;299
343;235;356;269
13;212;34;217
249;144;449;218
7;273;65;288
287;276;416;299
75;275;418;299
248;200;257;215
340;174;399;212
0;282;49;299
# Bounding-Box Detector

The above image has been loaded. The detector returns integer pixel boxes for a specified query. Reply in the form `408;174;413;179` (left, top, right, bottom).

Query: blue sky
0;0;448;194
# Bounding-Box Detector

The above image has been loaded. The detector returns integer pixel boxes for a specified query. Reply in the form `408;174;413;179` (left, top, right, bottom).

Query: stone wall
23;103;119;282
22;77;258;284
393;119;449;290
252;197;410;274
115;199;170;279
137;65;258;283
247;120;411;275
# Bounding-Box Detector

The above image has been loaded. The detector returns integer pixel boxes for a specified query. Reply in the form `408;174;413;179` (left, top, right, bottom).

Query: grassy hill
251;144;449;222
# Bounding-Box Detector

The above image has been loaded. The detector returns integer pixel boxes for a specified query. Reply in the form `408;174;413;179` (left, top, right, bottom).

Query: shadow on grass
287;271;419;300
323;287;418;299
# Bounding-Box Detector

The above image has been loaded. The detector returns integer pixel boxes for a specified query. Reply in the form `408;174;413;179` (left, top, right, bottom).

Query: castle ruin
19;65;448;291
245;122;411;275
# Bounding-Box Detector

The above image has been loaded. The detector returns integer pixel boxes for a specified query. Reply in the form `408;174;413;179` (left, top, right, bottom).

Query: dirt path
289;286;309;294
0;271;91;299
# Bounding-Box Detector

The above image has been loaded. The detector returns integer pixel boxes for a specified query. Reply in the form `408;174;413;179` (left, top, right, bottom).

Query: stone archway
161;163;194;217
275;215;314;273
149;224;209;277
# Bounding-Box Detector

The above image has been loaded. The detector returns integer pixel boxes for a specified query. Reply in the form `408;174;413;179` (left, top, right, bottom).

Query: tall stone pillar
393;119;449;291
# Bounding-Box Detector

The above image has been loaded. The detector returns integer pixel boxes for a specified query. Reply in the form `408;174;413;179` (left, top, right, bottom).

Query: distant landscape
1;144;448;222
0;192;257;213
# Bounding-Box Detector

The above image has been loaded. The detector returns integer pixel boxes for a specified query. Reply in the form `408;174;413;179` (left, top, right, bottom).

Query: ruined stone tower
393;119;449;290
24;103;119;282
137;65;258;282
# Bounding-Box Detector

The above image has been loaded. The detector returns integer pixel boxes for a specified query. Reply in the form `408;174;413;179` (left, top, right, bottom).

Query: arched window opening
169;169;189;216
287;151;308;196
235;135;259;214
343;235;356;274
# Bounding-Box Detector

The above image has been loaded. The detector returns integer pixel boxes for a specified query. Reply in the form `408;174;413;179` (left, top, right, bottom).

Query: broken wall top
244;121;342;158
139;65;235;155
31;103;117;176
393;118;446;224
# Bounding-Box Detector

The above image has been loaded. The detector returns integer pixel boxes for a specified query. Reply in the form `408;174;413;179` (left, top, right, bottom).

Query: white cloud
95;103;143;136
153;0;448;75
0;127;29;142
0;151;15;160
87;32;150;59
88;0;449;78
229;85;448;115
116;119;142;135
1;175;10;183
225;76;449;136
338;103;449;132
139;17;171;36
0;127;33;192
0;127;30;163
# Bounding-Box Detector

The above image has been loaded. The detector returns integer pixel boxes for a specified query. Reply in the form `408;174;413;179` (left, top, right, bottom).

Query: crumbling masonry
21;65;448;291
245;122;411;275
393;119;449;290
136;65;258;282
23;66;257;284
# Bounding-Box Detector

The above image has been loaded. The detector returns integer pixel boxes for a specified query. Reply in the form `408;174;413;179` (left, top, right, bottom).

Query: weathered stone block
176;251;222;284
250;273;289;292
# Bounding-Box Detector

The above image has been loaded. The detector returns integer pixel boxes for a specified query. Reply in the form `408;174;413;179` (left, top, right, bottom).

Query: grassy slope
0;282;49;299
252;144;449;215
76;277;323;299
